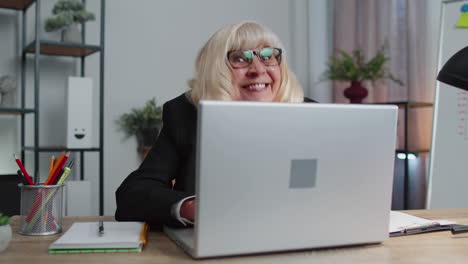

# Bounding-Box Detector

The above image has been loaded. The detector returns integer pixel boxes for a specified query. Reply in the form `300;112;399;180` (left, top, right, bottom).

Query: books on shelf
49;221;148;254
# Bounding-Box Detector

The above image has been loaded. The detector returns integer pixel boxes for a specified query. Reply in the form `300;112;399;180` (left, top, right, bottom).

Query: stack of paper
49;222;148;254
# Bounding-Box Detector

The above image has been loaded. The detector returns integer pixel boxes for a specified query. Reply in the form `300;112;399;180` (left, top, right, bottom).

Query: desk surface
2;209;468;263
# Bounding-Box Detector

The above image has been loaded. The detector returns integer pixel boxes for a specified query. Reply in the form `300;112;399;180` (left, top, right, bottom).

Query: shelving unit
23;40;101;56
0;0;34;10
374;101;433;209
0;0;106;215
0;108;35;114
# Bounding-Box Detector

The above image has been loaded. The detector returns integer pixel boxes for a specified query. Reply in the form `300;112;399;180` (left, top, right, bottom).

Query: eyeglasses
227;47;282;68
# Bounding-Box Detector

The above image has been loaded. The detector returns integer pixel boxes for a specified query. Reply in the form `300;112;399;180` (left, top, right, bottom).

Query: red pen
14;154;34;185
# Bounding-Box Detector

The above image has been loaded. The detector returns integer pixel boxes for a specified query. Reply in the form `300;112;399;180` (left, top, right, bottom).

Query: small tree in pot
44;0;95;43
116;98;163;157
322;46;403;103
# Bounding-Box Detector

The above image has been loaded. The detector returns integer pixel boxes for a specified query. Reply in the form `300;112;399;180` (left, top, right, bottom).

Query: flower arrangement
322;46;403;103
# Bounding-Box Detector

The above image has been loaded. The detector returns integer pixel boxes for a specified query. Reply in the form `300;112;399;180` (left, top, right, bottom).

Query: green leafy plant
0;213;10;226
44;0;95;33
116;98;163;146
322;46;403;85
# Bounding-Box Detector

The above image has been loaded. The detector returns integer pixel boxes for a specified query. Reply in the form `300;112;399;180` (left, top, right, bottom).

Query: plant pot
61;24;82;43
137;145;152;159
344;81;368;104
136;129;157;147
0;224;12;252
136;123;162;146
136;126;161;160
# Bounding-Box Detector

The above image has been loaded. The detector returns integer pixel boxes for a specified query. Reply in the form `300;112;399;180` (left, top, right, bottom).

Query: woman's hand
180;199;195;221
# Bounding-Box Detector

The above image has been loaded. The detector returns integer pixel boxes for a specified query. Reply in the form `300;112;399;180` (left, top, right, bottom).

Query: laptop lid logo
289;159;317;188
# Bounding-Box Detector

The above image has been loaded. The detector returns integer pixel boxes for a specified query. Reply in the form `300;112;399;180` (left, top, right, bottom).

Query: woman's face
229;46;281;102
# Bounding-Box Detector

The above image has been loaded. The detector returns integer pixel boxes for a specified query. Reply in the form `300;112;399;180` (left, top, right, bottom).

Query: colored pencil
48;155;55;178
45;152;64;183
46;152;69;185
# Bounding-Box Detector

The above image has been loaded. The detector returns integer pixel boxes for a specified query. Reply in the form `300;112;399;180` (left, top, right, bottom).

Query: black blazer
115;93;317;227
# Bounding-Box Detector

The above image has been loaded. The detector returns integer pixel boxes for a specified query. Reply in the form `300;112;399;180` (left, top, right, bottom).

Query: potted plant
0;213;11;252
116;98;163;156
44;0;95;43
322;46;403;103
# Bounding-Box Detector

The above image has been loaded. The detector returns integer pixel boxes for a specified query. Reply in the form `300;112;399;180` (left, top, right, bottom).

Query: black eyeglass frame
226;47;283;68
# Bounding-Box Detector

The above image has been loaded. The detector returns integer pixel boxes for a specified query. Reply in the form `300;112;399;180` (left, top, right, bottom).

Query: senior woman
115;21;316;228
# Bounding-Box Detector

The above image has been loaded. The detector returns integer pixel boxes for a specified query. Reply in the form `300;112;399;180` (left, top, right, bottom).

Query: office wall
0;0;333;215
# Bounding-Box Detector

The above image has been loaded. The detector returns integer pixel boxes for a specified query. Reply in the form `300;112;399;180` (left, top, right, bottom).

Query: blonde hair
188;21;304;105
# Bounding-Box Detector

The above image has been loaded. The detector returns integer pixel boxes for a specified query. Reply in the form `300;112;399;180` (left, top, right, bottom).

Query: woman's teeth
245;83;266;90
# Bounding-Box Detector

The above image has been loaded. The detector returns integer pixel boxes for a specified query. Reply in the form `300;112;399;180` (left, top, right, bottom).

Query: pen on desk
98;221;105;236
401;222;440;233
451;225;468;235
14;154;34;185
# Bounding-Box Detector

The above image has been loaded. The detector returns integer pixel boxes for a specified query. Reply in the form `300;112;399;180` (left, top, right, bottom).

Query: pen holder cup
18;183;64;235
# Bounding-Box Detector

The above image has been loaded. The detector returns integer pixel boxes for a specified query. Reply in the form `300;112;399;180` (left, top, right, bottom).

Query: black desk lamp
437;46;468;234
437;46;468;90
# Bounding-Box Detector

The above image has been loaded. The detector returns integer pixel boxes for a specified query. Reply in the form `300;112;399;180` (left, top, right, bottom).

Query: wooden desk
2;209;468;263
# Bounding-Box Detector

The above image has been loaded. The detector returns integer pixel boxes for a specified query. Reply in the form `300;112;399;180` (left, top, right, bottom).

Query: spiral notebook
49;221;148;254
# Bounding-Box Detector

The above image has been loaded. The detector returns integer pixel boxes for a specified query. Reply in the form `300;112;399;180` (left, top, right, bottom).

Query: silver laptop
164;101;398;258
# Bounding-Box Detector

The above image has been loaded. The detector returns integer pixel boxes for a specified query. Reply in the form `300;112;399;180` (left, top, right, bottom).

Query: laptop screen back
193;101;397;257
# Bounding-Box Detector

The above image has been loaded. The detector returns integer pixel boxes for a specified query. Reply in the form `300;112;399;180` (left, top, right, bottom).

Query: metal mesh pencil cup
18;183;64;235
